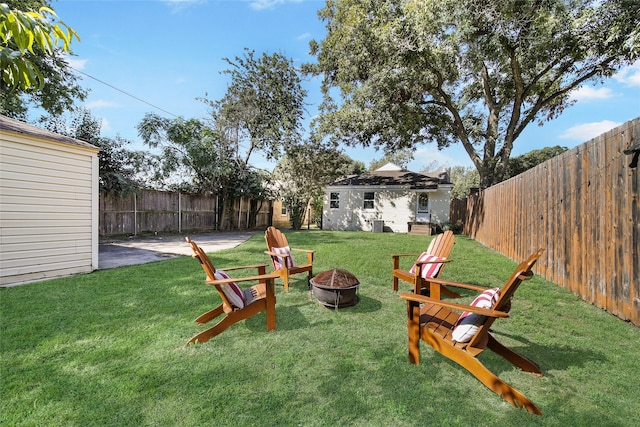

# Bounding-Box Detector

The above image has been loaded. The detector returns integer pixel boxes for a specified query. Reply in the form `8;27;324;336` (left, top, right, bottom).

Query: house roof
330;164;452;190
0;115;99;151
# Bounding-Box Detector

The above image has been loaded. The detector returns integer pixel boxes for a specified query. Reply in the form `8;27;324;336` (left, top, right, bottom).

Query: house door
415;193;431;222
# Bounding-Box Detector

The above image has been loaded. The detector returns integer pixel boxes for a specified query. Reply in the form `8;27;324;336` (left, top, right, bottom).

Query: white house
0;115;100;286
322;163;453;233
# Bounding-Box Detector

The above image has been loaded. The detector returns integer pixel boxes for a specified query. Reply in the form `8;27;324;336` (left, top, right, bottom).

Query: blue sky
51;0;640;172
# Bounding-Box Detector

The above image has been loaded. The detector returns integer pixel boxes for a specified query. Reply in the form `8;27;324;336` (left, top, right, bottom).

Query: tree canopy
368;148;414;170
308;0;640;188
1;1;86;119
506;145;568;179
199;48;307;165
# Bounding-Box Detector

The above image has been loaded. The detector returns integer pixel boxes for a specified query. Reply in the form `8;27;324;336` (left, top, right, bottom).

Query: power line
70;66;179;118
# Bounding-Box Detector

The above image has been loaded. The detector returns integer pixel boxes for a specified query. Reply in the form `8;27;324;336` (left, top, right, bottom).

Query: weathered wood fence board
100;190;272;236
452;118;639;326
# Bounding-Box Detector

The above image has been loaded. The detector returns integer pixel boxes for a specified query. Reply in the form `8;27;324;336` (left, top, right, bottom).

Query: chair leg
393;276;399;292
407;303;421;364
194;304;225;324
487;334;542;375
440;344;542;415
186;313;239;346
265;280;276;332
282;269;289;292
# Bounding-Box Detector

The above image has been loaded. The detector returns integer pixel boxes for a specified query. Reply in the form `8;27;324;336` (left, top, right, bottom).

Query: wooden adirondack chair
264;226;314;292
185;237;278;346
399;249;545;415
392;230;460;299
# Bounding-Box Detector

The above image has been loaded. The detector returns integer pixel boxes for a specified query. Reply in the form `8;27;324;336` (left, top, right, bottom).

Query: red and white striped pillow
409;253;446;279
214;270;244;309
271;246;295;270
452;287;501;342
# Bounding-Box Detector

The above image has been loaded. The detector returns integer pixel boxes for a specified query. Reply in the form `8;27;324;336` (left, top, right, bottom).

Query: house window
363;191;375;209
417;193;430;212
330;192;340;209
280;204;287;216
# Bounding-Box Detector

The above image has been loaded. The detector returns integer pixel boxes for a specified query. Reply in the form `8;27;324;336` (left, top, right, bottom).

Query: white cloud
66;57;87;70
570;86;615;102
250;0;284;10
86;100;119;109
162;0;206;13
559;120;621;141
614;60;640;87
250;0;302;10
297;32;312;41
100;118;111;133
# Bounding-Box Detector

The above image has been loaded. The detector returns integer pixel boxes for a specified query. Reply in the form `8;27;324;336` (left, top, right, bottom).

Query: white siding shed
0;115;100;286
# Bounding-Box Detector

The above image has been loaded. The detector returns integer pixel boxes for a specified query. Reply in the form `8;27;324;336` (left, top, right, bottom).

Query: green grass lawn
2;231;639;426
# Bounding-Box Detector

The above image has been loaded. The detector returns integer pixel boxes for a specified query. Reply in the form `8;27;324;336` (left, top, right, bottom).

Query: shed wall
0;134;99;286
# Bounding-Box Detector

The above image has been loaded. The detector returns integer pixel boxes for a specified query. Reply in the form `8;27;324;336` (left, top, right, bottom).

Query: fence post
134;192;137;236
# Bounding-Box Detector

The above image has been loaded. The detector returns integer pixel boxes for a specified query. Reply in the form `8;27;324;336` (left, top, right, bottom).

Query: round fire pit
310;269;360;309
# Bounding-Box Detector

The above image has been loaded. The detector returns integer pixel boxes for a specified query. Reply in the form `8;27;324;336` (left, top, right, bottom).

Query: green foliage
368;148;414;171
506;145;568;178
200;48;306;164
137;113;274;229
2;233;640;425
41;109;157;194
274;141;362;229
139;50;306;228
449;166;480;199
0;1;86;118
308;0;640;188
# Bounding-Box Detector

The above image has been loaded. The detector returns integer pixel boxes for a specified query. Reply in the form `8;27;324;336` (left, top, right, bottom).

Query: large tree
199;48;307;165
1;0;86;119
137;113;274;229
308;0;640;188
139;49;307;229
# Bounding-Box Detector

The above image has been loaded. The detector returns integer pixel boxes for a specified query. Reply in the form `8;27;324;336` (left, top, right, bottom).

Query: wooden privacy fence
100;190;272;236
455;118;639;327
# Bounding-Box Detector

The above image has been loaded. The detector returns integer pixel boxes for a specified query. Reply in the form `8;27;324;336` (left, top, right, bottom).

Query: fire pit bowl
310;269;360;309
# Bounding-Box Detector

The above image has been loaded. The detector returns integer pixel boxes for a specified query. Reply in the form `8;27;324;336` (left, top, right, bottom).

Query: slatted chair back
265;226;289;252
264;227;315;292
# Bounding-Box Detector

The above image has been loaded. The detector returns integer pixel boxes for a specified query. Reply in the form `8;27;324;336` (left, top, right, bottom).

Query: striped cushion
452;287;501;342
409;253;445;279
271;246;295;270
214;270;244;309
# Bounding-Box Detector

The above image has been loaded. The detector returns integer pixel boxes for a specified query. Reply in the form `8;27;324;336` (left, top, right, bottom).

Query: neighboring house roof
329;162;452;190
0;115;99;152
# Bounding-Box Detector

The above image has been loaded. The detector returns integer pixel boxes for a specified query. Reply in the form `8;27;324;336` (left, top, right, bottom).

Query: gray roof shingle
330;169;451;189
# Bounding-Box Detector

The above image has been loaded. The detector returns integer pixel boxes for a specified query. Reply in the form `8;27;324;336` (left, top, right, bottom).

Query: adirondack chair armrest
391;253;422;258
416;276;490;292
221;264;269;273
399;292;509;318
414;257;452;266
206;272;280;286
291;248;315;254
